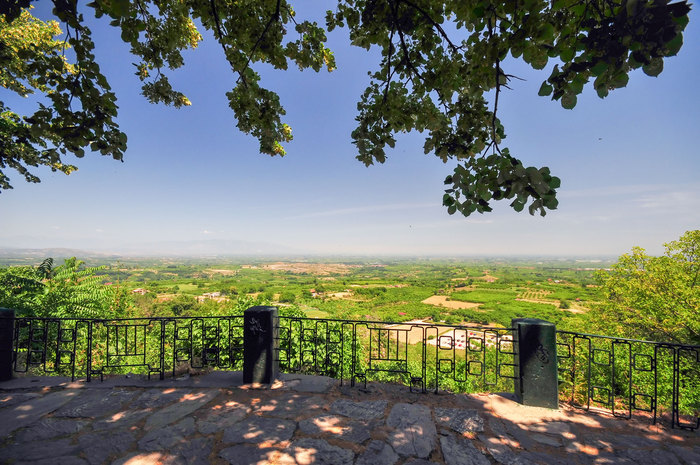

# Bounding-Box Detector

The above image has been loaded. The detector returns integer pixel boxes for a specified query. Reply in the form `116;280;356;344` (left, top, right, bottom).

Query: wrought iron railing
556;330;700;430
5;313;699;430
9;315;516;392
11;316;244;381
277;316;516;393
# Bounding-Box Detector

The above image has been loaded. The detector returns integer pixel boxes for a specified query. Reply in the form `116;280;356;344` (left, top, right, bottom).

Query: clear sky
1;3;698;257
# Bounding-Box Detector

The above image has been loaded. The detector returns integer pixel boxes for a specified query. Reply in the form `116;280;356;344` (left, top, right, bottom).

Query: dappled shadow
461;391;700;464
113;451;185;465
2;374;699;465
250;391;327;419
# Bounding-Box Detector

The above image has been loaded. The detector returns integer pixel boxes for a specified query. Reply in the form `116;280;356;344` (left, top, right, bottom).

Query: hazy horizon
0;244;620;262
1;3;698;258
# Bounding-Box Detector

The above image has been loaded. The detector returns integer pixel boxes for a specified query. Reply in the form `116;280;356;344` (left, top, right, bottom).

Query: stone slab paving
387;403;437;458
1;372;699;465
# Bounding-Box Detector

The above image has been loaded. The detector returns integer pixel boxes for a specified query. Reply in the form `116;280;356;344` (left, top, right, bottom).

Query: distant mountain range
0;248;118;259
0;239;300;261
0;243;617;264
116;239;300;256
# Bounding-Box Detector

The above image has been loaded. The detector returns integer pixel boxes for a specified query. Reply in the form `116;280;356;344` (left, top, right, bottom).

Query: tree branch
383;2;399;102
235;0;283;85
490;21;503;156
209;0;238;81
396;28;422;88
283;4;298;26
136;0;164;82
398;0;461;54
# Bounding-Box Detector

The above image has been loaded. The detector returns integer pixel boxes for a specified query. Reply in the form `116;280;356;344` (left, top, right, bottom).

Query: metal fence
4;312;699;430
277;316;516;393
10;316;245;381
9;315;516;393
556;330;699;430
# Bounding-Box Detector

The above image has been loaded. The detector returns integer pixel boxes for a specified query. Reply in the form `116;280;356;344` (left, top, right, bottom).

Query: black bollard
512;318;558;409
0;308;15;381
243;306;279;384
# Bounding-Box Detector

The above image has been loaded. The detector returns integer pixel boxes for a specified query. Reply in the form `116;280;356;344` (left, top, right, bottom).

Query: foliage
278;308;359;380
0;1;691;217
557;332;699;420
594;230;699;345
152;294;198;317
451;288;518;304
0;257;127;318
0;7;124;191
278;290;297;303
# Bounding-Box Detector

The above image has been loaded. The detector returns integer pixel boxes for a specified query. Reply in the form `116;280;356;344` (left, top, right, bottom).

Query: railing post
0;308;15;381
159;319;166;381
87;321;93;382
243;306;279;384
512;318;558;409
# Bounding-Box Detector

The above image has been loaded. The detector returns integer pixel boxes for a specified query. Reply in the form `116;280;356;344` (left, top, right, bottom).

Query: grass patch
175;283;200;293
304;308;331;319
450;289;518;304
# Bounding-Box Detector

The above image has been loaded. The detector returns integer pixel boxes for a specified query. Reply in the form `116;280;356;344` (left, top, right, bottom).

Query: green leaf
672;14;690;29
538;23;555;42
590;61;608;77
665;34;683;56
560;47;575;62
538;82;553;96
561;93;577;109
611;72;629;89
594;76;609;98
531;49;549;70
544;197;559;209
642;58;663;77
522;43;535;66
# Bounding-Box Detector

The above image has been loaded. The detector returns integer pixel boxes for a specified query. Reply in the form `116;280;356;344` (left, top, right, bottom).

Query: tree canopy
594;230;699;345
0;257;127;318
0;0;691;216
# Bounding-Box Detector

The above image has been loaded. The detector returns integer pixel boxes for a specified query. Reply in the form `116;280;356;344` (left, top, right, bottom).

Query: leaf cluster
0;257;128;318
0;1;690;217
1;4;126;190
593;230;699;345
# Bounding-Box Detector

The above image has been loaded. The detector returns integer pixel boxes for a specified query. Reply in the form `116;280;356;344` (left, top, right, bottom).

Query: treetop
0;0;691;216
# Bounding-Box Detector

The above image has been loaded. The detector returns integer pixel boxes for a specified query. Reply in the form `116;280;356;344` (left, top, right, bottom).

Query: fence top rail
13;315;245;323
12;315;514;332
277;315;515;332
556;329;700;350
14;314;696;349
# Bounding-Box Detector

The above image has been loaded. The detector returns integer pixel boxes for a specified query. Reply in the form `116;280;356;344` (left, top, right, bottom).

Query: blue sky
1;3;698;257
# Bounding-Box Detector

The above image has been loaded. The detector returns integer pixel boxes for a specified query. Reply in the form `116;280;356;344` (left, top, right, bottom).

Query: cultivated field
82;257;606;331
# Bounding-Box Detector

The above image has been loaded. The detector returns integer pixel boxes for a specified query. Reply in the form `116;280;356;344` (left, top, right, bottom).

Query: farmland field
63;257;611;332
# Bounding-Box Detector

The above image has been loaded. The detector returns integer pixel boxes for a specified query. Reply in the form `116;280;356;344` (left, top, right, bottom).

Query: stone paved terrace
1;372;698;465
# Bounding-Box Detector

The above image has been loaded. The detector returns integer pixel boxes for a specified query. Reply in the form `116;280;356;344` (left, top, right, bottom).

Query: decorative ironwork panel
556;330;699;430
13;318;83;380
277;316;515;394
12;316;244;381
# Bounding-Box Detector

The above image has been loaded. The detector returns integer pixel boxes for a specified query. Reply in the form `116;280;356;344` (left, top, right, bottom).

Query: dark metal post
87;321;93;382
0;308;15;381
243;306;279;384
512;318;558;409
159;320;166;380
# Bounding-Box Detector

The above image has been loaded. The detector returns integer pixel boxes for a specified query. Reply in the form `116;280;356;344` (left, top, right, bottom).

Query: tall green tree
0;257;128;318
594;230;699;345
0;1;691;216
